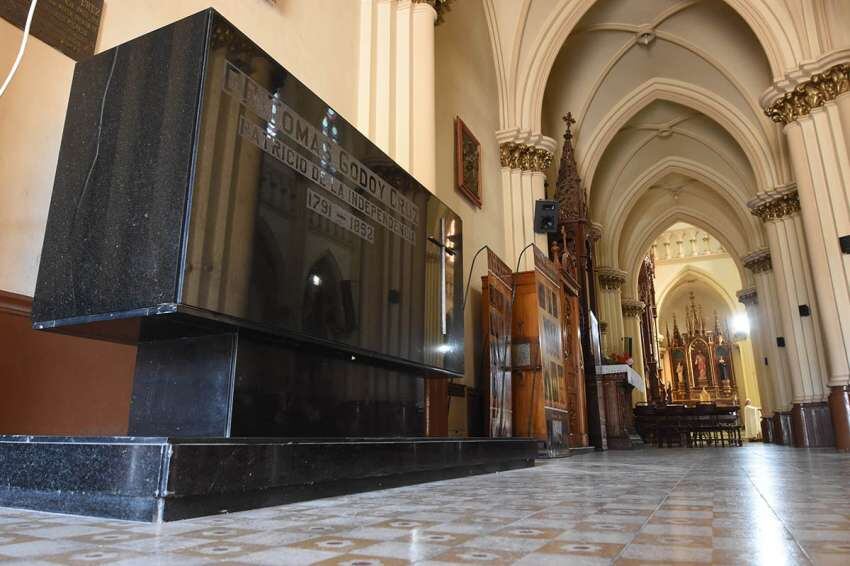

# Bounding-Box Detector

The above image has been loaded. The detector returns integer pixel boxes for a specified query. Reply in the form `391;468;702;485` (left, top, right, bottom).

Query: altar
665;293;739;406
596;364;644;449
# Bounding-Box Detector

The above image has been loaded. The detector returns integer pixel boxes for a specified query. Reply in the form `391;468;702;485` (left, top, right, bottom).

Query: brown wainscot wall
0;291;135;435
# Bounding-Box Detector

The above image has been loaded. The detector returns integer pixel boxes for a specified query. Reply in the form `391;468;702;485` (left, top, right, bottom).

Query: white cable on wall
0;0;38;98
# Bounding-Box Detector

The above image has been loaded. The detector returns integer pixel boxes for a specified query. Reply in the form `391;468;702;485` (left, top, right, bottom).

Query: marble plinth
0;436;535;522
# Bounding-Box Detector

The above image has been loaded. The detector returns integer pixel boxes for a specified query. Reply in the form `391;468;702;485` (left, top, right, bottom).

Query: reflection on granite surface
33;9;463;377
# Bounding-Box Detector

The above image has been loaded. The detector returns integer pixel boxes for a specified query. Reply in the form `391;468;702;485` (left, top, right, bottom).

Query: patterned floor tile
1;445;849;564
423;546;524;564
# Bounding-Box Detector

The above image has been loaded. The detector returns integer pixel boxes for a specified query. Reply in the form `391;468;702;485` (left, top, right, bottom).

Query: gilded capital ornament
764;64;850;125
742;249;772;274
736;287;758;307
597;267;628;290
621;299;646;318
412;0;453;24
498;142;553;173
750;191;801;222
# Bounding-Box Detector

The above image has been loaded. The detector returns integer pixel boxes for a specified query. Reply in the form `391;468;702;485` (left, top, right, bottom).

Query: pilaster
408;0;437;191
736;287;775;417
783;99;850;390
497;137;555;270
750;191;832;446
596;267;627;356
357;0;440;192
743;249;793;412
764;59;850;449
621;298;647;401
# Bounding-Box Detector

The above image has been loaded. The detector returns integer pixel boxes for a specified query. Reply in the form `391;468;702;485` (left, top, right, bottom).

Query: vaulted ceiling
537;0;791;293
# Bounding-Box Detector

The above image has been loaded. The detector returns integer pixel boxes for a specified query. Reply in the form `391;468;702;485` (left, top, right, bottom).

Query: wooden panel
511;271;546;440
0;291;136;435
425;377;449;436
562;292;588;447
481;249;513;437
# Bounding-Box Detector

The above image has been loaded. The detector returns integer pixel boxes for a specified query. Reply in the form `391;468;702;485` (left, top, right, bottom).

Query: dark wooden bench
635;403;742;447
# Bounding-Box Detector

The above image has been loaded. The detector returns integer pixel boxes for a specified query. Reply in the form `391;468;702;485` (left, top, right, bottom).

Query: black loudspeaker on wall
534;200;559;234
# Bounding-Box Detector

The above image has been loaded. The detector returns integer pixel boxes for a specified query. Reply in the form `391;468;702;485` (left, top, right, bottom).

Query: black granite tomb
33;8;466;437
0;9;535;521
0;436;535;522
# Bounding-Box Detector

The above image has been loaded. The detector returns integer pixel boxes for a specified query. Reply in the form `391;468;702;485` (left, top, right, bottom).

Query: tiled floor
1;444;849;565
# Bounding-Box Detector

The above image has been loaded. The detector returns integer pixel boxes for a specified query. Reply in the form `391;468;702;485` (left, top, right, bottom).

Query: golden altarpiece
666;294;738;405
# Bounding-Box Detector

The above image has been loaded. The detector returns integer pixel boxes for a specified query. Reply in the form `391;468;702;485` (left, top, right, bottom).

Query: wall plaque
454;116;482;208
0;0;103;61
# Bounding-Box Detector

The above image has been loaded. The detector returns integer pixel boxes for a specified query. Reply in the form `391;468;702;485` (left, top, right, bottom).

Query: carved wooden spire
672;313;681;344
554;112;586;225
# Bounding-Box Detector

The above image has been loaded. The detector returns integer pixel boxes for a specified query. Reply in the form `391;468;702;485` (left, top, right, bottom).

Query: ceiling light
731;313;750;336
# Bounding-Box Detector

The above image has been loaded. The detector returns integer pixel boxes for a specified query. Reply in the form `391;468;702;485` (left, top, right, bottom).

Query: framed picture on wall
454;117;482;208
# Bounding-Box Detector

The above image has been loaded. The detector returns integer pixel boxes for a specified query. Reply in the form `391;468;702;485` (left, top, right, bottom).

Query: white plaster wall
0;18;72;295
656;255;743;312
0;0;360;296
435;0;506;395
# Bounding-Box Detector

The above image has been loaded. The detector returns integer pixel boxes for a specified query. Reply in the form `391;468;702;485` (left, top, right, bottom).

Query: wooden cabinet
481;251;514;437
510;249;571;455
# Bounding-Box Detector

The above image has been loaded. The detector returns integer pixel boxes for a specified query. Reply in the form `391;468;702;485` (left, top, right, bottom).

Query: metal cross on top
428;217;456;336
562;113;576;139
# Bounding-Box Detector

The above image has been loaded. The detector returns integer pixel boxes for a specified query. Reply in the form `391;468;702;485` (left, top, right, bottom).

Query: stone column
407;0;438;191
736;287;776;418
749;192;833;446
357;0;441;192
596;267;627;358
743;250;793;444
621;298;647;402
764;64;850;450
497;138;555;270
589;223;603;309
598;322;609;355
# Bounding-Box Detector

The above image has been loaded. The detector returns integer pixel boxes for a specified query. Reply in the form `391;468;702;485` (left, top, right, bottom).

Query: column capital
597;267;627;290
621;298;646;318
589;222;603;242
411;0;451;24
763;61;850;125
748;187;800;222
736;287;758;307
742;249;772;273
498;142;554;173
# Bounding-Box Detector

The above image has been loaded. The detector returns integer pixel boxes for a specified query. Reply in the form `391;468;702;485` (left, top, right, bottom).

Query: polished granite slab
1;444;848;564
32;8;464;379
0;436;536;523
32;8;465;441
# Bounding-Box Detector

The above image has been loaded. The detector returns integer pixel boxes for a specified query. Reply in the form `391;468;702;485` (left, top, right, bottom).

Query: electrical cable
506;243;535;438
447;244;490;422
0;0;38;98
448;242;532;436
461;244;489;312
